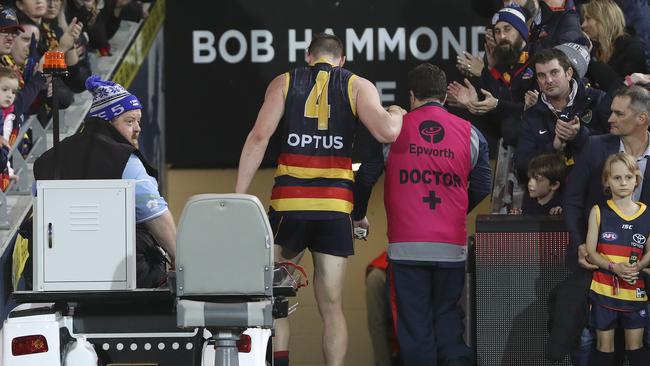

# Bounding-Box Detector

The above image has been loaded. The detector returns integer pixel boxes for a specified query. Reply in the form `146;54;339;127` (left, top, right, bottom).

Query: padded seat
175;194;274;330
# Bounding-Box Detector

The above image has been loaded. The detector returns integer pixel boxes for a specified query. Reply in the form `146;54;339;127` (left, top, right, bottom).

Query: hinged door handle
48;223;53;249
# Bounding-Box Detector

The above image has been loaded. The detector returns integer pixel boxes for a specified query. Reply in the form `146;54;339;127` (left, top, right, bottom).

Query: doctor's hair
407;63;447;101
601;152;642;195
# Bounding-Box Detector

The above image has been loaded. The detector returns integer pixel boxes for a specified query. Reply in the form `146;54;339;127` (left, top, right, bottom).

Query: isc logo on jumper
601;232;618;241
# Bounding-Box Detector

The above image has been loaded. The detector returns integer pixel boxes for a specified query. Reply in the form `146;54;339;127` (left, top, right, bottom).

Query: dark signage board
165;0;488;168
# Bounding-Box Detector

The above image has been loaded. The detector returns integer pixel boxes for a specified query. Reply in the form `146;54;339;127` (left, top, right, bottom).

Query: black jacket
528;2;590;56
33;117;156;180
546;270;592;362
479;53;537;117
587;35;648;92
476;52;537;146
514;79;611;182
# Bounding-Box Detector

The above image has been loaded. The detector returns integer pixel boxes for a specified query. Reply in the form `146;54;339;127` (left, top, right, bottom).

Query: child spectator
0;67;20;190
585;152;650;365
512;153;566;215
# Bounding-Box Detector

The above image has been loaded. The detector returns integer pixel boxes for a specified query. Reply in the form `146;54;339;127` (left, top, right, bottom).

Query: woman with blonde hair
581;0;647;91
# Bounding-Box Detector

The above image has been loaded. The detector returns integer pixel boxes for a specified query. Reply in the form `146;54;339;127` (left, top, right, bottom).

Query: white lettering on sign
192;27;484;64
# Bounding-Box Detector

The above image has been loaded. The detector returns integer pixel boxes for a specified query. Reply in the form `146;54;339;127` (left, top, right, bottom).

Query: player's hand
354;216;369;230
353;216;370;240
549;206;562;215
387;105;407;116
578;244;598;270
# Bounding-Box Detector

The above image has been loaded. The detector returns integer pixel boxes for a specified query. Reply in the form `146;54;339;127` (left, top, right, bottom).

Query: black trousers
135;224;167;288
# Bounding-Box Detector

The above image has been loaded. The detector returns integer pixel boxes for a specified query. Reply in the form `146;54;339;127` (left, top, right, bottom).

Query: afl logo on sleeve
419;121;445;144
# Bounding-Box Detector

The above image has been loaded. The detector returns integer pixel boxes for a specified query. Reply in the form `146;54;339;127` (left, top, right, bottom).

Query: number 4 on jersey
304;70;331;130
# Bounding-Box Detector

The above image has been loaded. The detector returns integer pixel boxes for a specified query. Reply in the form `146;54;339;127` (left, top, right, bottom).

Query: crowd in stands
440;1;650;365
453;0;650;217
0;0;146;192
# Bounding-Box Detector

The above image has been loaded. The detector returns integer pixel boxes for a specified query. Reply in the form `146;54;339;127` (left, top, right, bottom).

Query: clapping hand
524;90;539;110
467;89;498;115
555;116;580;142
447;78;478;109
456;51;484;78
59;18;83;52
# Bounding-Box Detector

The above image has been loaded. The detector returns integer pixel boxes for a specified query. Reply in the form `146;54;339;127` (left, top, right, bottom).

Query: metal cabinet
34;180;136;291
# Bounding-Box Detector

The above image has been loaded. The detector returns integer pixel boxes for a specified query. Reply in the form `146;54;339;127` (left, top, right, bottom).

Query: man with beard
449;5;536;147
514;48;611;181
468;0;588;56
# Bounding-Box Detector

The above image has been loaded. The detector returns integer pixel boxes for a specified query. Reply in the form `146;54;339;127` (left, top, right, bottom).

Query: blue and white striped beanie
492;5;529;41
85;75;141;121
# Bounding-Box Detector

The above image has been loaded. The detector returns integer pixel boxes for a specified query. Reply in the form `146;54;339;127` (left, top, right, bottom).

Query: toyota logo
633;233;646;245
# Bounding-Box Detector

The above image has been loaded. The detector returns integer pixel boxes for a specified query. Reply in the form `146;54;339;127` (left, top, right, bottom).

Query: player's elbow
247;128;272;147
376;124;401;143
386;123;402;143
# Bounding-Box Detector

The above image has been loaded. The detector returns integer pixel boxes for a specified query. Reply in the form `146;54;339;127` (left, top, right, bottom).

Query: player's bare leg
313;251;348;366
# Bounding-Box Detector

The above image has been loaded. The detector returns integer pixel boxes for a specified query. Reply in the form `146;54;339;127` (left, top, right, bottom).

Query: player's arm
353;76;404;143
235;74;286;194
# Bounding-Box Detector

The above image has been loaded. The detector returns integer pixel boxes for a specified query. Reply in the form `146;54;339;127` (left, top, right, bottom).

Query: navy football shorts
590;302;649;330
268;211;354;258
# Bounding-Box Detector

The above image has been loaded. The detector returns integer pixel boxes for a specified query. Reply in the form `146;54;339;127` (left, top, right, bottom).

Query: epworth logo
419;120;445;144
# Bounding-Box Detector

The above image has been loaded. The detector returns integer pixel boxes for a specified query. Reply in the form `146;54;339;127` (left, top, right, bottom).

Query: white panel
34;180;136;291
42;187;127;282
